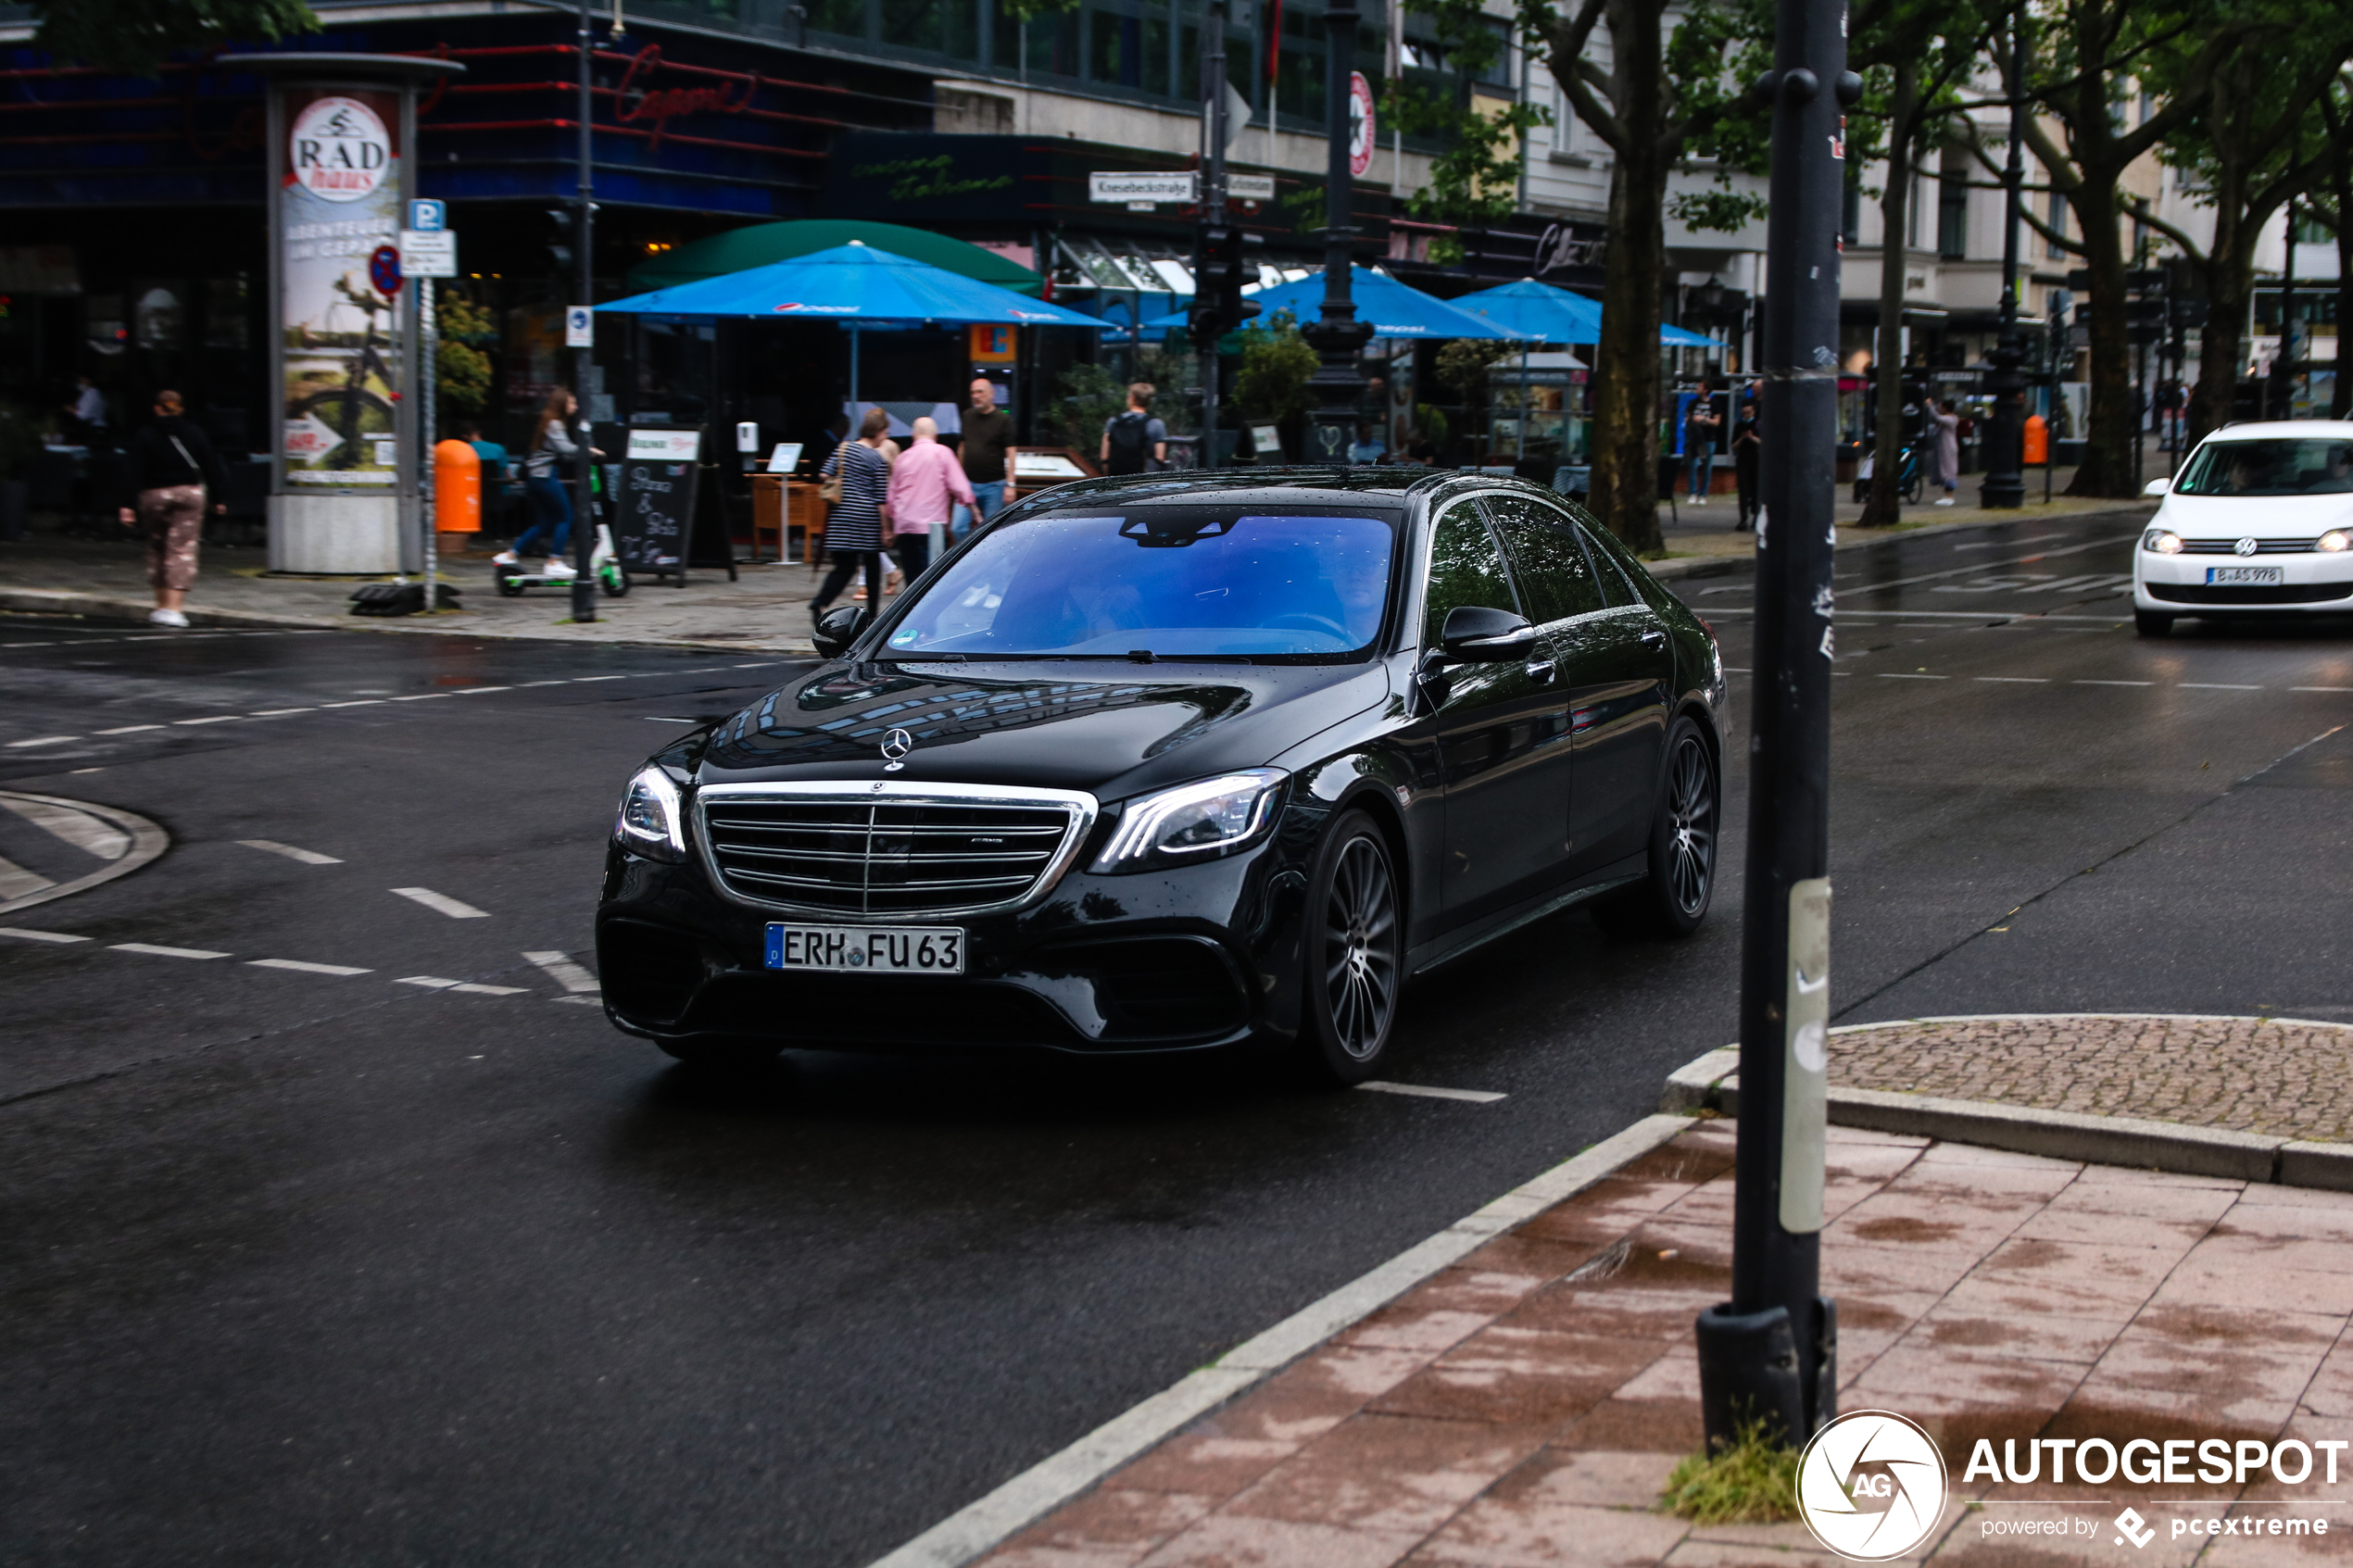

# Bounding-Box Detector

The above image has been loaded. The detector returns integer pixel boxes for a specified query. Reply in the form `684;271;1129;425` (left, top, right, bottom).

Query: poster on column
279;89;403;487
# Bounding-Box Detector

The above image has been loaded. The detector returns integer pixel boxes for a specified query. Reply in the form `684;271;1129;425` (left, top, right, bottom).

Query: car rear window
2174;439;2353;496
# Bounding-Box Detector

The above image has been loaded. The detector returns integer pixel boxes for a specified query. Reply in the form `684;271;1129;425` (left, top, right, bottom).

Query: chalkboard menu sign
613;428;701;581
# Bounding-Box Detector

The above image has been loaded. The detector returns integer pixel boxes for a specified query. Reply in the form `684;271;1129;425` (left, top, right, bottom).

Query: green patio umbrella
626;220;1041;296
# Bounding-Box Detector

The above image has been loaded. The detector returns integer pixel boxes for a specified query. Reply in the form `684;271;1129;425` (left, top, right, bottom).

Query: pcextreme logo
1796;1410;1950;1561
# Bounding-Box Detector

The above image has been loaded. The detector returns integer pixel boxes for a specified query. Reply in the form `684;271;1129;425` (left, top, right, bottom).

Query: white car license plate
2207;565;2283;585
764;923;964;974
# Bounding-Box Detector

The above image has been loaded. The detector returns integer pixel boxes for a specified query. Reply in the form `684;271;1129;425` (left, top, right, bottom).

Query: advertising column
252;55;462;574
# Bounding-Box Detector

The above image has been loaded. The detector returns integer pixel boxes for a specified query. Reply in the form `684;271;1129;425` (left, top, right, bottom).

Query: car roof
1021;467;1563;512
2196;420;2353;443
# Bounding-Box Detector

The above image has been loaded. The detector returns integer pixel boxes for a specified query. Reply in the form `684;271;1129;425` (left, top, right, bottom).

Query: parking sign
408;198;447;232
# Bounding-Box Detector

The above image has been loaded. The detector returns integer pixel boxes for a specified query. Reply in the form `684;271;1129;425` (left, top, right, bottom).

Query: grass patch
1657;1417;1802;1524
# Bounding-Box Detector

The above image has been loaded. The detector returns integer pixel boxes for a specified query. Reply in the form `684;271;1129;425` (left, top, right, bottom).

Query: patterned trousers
138;484;205;592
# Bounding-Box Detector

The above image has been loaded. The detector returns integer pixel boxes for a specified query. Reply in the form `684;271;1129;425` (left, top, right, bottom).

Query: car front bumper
593;818;1315;1057
2135;549;2353;613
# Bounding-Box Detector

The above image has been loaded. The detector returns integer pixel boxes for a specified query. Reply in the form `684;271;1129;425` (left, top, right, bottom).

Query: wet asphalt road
2;510;2348;1565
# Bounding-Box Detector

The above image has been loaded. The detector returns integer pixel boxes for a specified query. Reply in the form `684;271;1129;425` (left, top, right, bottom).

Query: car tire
2134;609;2173;637
1297;810;1403;1086
1593;719;1720;940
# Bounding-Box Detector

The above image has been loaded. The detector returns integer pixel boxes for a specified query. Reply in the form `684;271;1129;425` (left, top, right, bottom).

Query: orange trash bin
2022;413;2048;467
434;438;482;533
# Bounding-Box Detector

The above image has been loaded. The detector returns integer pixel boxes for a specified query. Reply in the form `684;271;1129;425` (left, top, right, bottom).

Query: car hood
695;659;1390;799
2158;492;2353;535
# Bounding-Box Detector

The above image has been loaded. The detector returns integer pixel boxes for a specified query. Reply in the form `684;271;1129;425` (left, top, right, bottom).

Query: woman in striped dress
814;407;893;625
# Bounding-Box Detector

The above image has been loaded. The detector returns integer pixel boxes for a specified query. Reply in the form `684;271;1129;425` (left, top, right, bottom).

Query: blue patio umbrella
1450;278;1716;346
1139;266;1537;341
598;241;1110;409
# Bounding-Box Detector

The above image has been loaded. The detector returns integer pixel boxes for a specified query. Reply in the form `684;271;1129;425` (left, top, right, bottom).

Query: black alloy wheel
1595;719;1719;939
1300;811;1403;1085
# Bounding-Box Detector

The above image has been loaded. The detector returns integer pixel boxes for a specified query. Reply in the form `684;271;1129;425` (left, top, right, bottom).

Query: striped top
822;439;890;552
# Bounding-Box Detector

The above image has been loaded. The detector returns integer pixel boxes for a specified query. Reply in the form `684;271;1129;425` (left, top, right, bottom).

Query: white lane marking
550;994;603;1006
522;950;600;994
321;699;384;709
390;693;453;702
2180;683;2262;691
1356;1080;1507;1104
390;886;491;920
453;686;511;695
1877;673;1949;680
0;926;87;943
519;680;568;687
94;724;163;734
171;715;241;726
572;675;625;683
2293;686;2353;693
248;958;373;976
0;856;56;900
2075;679;2153;686
861;1114;1691;1568
6;735;77;748
1722;666;1751;673
396;975;527;995
1975;676;2050;684
1953;535;2065;549
646;716;703;723
0;796;131;859
238;839;342;866
111;942;232;960
249;708;315;717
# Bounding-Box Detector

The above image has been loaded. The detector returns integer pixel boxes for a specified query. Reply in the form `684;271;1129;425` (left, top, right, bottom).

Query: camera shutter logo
1794;1410;1948;1561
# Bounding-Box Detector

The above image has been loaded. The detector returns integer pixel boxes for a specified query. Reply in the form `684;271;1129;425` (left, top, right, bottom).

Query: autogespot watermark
1794;1411;2344;1561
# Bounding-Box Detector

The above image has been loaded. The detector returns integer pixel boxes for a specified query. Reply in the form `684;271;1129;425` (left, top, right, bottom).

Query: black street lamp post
1691;0;1851;1451
570;0;598;621
1979;8;2028;510
1302;0;1370;464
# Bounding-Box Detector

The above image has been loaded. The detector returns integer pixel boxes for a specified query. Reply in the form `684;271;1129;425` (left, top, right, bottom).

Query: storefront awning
624;220;1043;296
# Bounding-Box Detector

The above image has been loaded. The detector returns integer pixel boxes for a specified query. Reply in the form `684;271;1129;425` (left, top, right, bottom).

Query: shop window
632;319;716;428
886;0;943;52
1143;14;1170;94
2045;189;2068;260
1089;8;1144;87
1936;169;1967;259
805;0;866;37
1179;22;1199;98
994;6;1025;69
944;0;977;57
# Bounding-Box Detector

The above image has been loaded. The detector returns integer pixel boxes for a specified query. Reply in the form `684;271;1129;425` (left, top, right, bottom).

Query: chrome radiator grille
2178;537;2322;555
698;788;1089;916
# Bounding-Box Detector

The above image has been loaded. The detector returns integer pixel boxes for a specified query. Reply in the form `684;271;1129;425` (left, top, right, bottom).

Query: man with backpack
1100;383;1167;476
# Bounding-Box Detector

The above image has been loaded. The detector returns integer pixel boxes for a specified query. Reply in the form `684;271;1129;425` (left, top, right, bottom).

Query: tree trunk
1861;62;1919;528
2336;164;2353;420
1590;142;1669;554
2063;170;2138;497
2188;207;2257;451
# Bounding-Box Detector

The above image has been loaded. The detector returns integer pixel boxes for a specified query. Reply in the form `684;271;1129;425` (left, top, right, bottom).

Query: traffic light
544;207;575;270
1192;223;1261;347
2126;295;2167;345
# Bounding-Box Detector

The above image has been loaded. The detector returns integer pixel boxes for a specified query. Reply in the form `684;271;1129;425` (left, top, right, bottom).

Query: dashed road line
390;886;491;920
110;942;231;960
2;795;130;859
2293;686;2353;693
0;926;87;943
2180;683;2262;691
1878;673;1949;680
523;950;600;994
248;958;372;976
321;699;384;709
572;675;626;683
389;693;452;701
1355;1080;1508;1105
250;708;315;716
171;715;240;726
0;856;53;900
6;735;77;748
94;724;162;734
2075;679;2153;686
396;975;529;996
1975;676;2050;684
238;839;342;866
453;686;511;695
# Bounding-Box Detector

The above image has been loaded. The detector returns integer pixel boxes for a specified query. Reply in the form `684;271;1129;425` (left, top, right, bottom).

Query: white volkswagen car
2133;421;2353;635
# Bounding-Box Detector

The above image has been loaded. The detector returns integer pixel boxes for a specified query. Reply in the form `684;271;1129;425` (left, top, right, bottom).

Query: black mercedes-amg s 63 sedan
596;467;1724;1083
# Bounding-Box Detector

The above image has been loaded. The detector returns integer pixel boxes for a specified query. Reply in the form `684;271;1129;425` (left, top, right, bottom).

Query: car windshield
2174;439;2353;497
879;507;1399;659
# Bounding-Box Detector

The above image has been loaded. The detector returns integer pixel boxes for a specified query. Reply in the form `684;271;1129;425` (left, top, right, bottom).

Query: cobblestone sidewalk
971;1119;2353;1567
1832;1016;2353;1146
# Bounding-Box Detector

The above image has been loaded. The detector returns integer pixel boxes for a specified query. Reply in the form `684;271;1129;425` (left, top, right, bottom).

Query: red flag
1265;0;1283;93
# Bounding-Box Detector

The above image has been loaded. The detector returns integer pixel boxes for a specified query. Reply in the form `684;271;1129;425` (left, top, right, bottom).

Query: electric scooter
494;523;630;597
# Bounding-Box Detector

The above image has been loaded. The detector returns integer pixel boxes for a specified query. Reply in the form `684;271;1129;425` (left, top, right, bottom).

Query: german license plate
2208;565;2283;585
764;923;964;974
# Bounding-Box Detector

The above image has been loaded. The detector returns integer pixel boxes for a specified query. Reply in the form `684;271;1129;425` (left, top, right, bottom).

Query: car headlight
1090;769;1288;873
614;766;686;860
2143;528;2183;555
2320;530;2351;553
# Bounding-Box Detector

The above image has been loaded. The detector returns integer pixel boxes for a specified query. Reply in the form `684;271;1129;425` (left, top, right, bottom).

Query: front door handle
1640;629;1667;646
1526;658;1557;684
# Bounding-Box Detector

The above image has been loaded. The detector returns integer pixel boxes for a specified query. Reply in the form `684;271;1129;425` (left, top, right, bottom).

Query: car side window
1482;495;1606;626
1422;498;1520;646
1575;521;1639;608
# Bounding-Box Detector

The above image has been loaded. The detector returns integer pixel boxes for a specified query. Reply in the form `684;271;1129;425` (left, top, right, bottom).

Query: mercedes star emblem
880;727;913;771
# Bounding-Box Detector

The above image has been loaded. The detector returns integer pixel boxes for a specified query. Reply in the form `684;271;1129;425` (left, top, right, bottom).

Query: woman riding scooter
495;388;603;576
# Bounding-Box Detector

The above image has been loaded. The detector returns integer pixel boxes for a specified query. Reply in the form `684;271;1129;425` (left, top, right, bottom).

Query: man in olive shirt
956;377;1013;538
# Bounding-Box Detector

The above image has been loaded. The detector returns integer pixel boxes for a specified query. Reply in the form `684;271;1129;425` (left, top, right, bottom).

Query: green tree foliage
1042;363;1127;451
434;286;497;420
1383;5;1550;264
29;0;321;74
1233;310;1321;423
1434;338;1516;449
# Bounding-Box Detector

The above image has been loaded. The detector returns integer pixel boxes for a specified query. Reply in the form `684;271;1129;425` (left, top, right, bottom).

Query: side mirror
1438;605;1537;661
2144;477;2171;497
811;604;871;659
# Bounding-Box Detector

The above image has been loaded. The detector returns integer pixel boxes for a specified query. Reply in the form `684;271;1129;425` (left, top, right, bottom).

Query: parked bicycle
289;276;397;470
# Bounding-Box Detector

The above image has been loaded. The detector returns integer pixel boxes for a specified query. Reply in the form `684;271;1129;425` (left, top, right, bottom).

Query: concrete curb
0;585;817;657
1660;1026;2353;1190
862;1111;1696;1568
1642;502;2158;583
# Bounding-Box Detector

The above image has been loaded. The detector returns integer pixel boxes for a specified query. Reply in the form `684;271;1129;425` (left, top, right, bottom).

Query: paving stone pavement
1831;1017;2353;1145
972;1120;2353;1567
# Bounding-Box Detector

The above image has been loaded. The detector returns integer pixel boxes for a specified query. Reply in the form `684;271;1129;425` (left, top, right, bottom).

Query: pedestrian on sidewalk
116;391;228;629
812;407;893;627
1101;383;1166;476
1683;383;1719;505
885;416;974;581
499;389;602;578
1730;389;1761;532
61;375;108;445
955;378;1013;539
1929;397;1961;506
